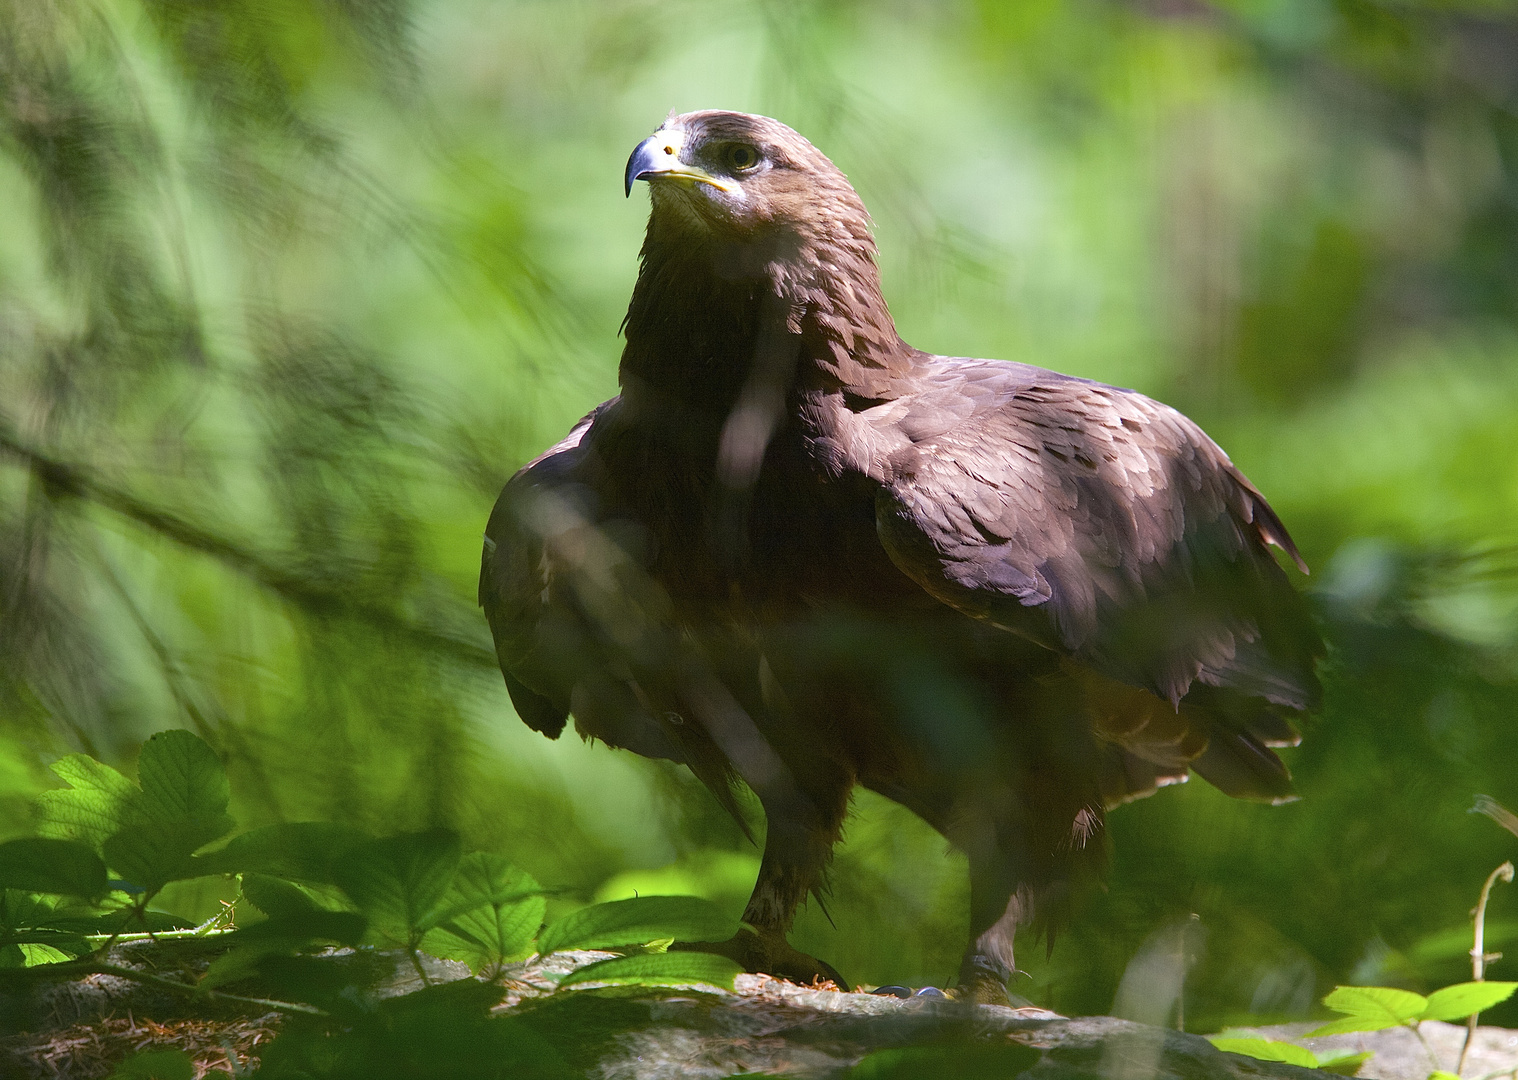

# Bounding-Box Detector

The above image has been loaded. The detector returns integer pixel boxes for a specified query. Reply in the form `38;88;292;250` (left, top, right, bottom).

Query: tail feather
1190;727;1298;804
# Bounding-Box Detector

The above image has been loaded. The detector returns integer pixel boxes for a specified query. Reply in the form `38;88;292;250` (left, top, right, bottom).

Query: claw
672;928;849;990
870;984;949;1000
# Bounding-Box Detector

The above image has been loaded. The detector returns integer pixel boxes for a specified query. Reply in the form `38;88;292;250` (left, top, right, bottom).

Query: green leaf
3;928;89;955
1420;981;1518;1021
846;1042;1043;1079
241;872;324;919
0;838;107;898
555;951;743;990
103;820;227;895
419;853;544;973
201;909;367;990
35;755;137;849
0;890;61;931
193;821;372;882
110;1049;195;1080
1209;1037;1319;1068
1315;1050;1374;1076
537;895;739;955
1307;986;1429;1036
1430;1072;1462;1080
332;829;462;947
18;942;73;966
131;730;229;824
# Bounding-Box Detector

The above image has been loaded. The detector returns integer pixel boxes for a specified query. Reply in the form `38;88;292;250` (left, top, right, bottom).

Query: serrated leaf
193;821;372;882
102;819;228;894
0;890;61;931
110;1049;195;1080
1307;986;1428;1035
1209;1037;1319;1068
847;1042;1043;1079
131;730;230;825
537;895;739;955
35;755;137;849
418;853;544;972
4;929;89;955
0;839;107;898
332;829;462;947
1421;981;1518;1021
555;951;742;990
200;909;367;990
18;943;73;967
241;873;322;919
1316;1050;1374;1076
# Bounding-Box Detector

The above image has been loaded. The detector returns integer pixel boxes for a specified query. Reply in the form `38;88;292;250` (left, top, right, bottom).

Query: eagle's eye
724;143;761;172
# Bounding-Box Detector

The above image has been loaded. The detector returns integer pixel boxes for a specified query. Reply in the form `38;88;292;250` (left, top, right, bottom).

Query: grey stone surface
10;943;1516;1079
502;970;1328;1079
1243;1021;1518;1080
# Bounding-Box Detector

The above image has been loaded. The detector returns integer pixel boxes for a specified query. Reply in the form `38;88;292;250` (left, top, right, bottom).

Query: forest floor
4;948;1515;1079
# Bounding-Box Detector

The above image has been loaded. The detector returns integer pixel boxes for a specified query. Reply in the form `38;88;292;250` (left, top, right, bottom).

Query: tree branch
0;417;497;671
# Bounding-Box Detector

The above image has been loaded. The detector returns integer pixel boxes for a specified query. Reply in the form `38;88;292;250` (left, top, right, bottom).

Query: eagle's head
624;110;870;249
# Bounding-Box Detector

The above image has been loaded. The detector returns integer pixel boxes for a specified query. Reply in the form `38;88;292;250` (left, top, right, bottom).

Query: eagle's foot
953;955;1014;1006
672;928;849;990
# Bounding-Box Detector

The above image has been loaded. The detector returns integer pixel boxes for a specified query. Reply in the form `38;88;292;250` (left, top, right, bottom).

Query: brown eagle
480;111;1321;1001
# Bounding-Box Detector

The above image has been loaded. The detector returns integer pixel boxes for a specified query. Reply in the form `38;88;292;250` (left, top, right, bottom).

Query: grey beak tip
625;135;660;200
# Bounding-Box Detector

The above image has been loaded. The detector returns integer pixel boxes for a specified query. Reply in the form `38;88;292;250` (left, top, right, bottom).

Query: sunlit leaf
1315;1050;1374;1076
18;942;73;966
131;730;230;824
0;838;107;898
537;895;739;955
1420;981;1518;1021
35;755;137;850
1209;1036;1319;1068
555;951;742;990
1307;986;1428;1035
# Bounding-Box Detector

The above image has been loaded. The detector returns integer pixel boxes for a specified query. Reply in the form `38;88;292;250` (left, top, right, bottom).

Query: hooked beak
624;131;737;197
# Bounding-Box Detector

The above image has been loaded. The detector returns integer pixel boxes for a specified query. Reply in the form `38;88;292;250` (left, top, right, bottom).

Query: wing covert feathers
871;358;1322;715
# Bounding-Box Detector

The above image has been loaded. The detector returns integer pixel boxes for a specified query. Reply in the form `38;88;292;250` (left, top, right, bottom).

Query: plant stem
83;926;239;945
1459;860;1515;1076
1412;1020;1442;1073
0;959;325;1016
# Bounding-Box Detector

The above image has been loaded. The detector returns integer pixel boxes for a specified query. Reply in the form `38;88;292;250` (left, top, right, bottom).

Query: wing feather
872;358;1322;713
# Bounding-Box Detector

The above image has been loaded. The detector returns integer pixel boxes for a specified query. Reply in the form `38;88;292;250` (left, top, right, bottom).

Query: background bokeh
2;0;1516;1032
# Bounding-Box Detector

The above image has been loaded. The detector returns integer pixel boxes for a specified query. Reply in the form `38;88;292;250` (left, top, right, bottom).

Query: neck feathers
619;208;912;412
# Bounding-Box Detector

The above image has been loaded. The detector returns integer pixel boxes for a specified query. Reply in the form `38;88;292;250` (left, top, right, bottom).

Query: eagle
480;111;1321;1002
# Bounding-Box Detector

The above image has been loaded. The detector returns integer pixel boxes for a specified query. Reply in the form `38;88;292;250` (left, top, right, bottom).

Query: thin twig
1460;861;1515;1075
0;417;496;669
0;960;325;1016
1473;797;1518;841
1412;1020;1443;1074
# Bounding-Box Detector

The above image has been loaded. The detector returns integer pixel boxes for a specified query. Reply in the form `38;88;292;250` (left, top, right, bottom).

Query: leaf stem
1411;1020;1442;1073
0;959;324;1016
1459;861;1515;1076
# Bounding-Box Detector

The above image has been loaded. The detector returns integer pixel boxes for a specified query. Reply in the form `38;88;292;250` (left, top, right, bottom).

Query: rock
1240;1020;1518;1080
11;944;1509;1078
503;969;1325;1079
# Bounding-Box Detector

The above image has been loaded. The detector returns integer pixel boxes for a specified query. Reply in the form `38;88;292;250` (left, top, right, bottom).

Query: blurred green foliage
2;0;1517;1036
